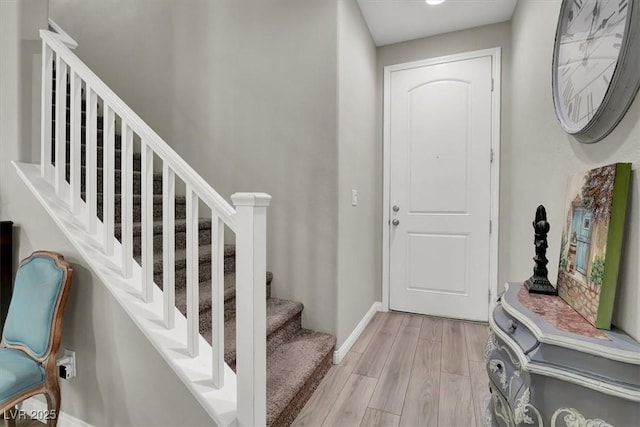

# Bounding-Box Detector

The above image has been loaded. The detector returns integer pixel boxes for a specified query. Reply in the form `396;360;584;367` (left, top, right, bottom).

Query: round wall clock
552;0;640;143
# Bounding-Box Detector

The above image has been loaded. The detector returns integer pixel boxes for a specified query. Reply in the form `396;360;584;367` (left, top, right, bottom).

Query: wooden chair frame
0;251;73;427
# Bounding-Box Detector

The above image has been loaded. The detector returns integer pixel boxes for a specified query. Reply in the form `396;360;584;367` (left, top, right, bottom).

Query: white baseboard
333;301;382;364
19;397;92;427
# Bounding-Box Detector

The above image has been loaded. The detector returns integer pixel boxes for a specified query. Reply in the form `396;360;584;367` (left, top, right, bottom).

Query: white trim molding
20;397;92;427
382;47;502;318
333;302;382;364
47;19;78;50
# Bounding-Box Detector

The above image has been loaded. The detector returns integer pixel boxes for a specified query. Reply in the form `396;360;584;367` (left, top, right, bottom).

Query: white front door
386;53;495;321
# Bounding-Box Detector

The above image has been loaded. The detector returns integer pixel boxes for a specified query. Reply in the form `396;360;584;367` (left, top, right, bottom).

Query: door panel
408;81;470;214
407;233;468;295
389;55;493;321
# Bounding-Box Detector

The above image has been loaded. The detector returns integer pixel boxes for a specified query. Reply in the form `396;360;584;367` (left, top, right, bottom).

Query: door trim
382;47;502;318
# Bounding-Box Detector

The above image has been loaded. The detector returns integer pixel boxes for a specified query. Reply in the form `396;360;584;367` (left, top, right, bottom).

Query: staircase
92;121;335;426
14;26;335;426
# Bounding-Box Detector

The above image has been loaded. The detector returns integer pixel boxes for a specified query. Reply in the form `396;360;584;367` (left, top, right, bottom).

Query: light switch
351;189;358;206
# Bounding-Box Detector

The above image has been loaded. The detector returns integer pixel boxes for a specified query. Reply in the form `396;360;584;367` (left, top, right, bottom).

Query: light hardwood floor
292;312;490;427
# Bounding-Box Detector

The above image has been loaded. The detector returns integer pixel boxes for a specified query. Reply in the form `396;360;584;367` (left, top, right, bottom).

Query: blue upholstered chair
0;251;73;427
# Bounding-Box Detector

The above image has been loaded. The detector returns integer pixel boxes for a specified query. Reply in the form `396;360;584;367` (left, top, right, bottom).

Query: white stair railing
40;28;269;426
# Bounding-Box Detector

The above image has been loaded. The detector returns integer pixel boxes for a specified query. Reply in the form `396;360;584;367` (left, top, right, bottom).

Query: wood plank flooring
293;312;490;427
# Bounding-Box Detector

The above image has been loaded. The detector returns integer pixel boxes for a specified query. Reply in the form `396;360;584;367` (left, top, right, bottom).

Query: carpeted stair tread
140;244;233;278
92;194;187;222
218;270;273;303
116;218;215;251
72;148;141;170
76;166;163;195
219;298;304;368
57;125;119;147
88;192;186;206
77;165;155;177
266;329;336;427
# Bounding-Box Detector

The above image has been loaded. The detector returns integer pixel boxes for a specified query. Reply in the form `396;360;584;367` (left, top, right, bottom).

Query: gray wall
50;0;340;336
0;1;213;425
376;21;513;299
336;0;378;347
508;0;640;340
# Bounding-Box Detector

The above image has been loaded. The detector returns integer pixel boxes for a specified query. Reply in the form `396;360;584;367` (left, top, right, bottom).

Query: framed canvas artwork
557;163;631;329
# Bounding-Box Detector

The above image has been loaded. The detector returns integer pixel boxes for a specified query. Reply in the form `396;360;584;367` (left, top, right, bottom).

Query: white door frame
382;47;502;317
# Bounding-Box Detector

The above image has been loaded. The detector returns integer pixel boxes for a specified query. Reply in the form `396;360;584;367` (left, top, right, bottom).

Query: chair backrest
1;251;73;362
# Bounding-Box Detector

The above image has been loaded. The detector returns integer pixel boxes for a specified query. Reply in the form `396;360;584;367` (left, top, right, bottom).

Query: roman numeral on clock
619;0;628;13
587;92;594;119
573;94;583;122
563;79;574;105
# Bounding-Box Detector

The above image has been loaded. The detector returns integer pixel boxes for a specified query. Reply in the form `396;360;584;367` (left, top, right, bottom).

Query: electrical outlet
351;189;358;207
57;349;76;380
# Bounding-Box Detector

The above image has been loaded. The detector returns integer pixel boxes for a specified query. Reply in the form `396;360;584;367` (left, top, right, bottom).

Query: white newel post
232;192;271;427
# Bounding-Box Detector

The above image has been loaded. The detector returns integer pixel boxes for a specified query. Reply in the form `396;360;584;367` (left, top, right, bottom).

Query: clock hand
583;3;602;63
580;2;600;60
587;2;599;38
598;12;616;32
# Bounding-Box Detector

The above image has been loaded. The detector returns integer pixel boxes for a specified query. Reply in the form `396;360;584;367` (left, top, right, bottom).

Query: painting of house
557;163;631;329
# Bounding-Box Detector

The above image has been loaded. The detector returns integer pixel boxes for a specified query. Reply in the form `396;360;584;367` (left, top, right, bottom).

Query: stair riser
154;228;211;253
227;312;302;371
54;106;88;125
163;272;271;325
117;226;212;254
53;125;121;149
153;256;235;287
52;119;107;136
81;169;162;195
223;283;271;321
63;106;88;124
48;106;88;126
270;350;334;427
79;149;141;171
63;151;142;176
96;197;187;223
176;281;271;323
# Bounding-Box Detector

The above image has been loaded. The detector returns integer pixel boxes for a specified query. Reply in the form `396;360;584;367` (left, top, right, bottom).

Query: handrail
48;19;78;50
39;29;237;230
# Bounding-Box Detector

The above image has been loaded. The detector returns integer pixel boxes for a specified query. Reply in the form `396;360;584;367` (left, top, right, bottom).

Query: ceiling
356;0;518;46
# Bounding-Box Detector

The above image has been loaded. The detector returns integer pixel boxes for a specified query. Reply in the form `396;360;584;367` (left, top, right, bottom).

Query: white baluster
86;87;98;235
232;192;271;427
54;57;67;197
121;120;133;278
163;163;176;329
40;41;53;180
141;141;154;302
211;213;224;388
186;186;199;357
69;72;82;213
103;105;115;255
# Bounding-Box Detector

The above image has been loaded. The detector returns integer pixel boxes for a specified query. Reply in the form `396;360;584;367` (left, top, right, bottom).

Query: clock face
553;0;630;134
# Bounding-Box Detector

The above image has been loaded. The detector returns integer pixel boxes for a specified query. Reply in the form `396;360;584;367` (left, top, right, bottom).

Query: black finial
525;205;558;295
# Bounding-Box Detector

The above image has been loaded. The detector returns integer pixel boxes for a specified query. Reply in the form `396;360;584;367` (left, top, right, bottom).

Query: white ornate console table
486;282;640;427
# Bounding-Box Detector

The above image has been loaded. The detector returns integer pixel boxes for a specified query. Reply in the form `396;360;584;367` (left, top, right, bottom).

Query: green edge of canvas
595;163;632;329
